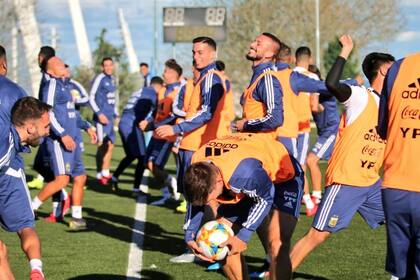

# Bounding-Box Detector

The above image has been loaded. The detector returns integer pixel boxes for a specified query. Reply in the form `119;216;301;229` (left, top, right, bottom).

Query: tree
323;38;359;80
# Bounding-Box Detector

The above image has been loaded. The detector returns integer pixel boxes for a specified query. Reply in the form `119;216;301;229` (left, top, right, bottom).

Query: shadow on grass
68;274;126;279
293;272;329;280
140;269;174;280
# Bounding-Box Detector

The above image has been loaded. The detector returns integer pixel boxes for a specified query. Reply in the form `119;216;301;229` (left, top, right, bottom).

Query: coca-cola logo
401;105;420;120
361;145;383;157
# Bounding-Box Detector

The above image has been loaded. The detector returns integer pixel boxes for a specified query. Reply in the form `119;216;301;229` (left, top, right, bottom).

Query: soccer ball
196;220;234;261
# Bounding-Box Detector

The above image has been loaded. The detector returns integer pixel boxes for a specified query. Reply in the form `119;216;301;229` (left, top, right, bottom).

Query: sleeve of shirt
42;79;66;137
0;129;14;171
76;111;91;130
184;203;205;243
342;85;369;125
378;59;402;139
290;71;330;96
243;73;283;132
172;85;187;118
71;79;89;106
228;158;274;243
173;73;224;134
89;75;103;115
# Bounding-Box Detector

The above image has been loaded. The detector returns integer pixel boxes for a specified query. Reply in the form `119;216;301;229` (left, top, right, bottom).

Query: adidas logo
402;78;420;99
283;201;293;209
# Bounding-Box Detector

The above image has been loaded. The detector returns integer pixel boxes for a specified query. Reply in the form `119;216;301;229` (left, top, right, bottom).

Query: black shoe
111;180;119;192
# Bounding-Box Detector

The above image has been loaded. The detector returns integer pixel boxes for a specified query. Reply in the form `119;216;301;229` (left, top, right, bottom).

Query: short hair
165;59;183;77
296;46;311;61
192;36;217;51
184;162;218;205
39;46;55;58
362;52;395;83
11;97;51;126
308;64;322;80
101;57;113;66
40;55;53;73
150;76;164;86
215;60;225;71
140;62;149;68
261;32;281;58
0;45;6;59
277;42;292;62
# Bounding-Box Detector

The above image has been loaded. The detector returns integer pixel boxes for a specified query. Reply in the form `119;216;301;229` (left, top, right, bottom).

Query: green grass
0;134;389;279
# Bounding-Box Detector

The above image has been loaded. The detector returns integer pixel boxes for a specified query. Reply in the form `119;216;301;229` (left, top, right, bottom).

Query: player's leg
0;241;15;280
305;153;321;199
95;122;105;176
222;254;249;280
101;140;114;176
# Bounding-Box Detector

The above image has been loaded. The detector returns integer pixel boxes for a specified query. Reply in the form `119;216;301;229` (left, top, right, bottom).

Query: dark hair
101;57;113;66
39;46;55;58
362;52;395;83
184;162;217;205
11;97;51;126
215;60;225;71
277;42;292;62
0;45;6;59
296;46;311;61
262;32;281;57
40;55;54;73
150;76;164;86
165;59;183;77
308;64;322;80
140;62;149;68
192;36;217;51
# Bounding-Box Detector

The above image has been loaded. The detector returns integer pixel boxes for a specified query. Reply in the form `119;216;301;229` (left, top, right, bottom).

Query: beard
245;50;263;61
26;134;42;147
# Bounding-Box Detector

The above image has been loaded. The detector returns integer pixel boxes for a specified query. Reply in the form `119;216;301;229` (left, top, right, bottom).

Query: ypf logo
402;78;420;99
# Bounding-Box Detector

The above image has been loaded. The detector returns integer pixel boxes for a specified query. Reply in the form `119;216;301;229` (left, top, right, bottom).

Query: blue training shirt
89;73;118;120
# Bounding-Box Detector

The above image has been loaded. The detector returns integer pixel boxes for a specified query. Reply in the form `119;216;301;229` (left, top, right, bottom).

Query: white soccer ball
196;220;234;261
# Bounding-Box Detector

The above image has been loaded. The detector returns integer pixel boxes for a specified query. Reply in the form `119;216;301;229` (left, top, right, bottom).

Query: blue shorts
119;123;146;158
33;142;55;182
0;167;34;232
176;149;194;194
296;132;310;165
274;157;304;218
312;179;384;232
382;188;420;278
146;137;173;169
311;134;336;160
46;138;86;177
277;136;297;158
95;121;116;144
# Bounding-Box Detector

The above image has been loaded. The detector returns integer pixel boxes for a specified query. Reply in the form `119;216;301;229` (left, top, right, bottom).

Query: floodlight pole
315;0;320;68
153;0;158;73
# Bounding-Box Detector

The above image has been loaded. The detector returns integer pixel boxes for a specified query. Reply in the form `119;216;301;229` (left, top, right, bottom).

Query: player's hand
87;127;97;144
339;35;353;59
187;241;214;263
61;135;76;151
156;125;175;138
98;114;109;125
234;119;247;132
139;120;149;131
219;235;247;256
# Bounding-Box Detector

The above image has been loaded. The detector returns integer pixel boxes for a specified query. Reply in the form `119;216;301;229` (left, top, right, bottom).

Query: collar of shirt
198;62;217;80
250;61;274;85
10;126;30;154
274;62;290;71
293;66;307;73
165;82;181;94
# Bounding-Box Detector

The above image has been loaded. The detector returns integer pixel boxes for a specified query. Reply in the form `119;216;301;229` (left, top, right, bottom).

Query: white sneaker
169;252;196;263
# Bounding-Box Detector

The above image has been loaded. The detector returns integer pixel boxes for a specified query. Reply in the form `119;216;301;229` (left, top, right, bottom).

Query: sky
35;0;420;73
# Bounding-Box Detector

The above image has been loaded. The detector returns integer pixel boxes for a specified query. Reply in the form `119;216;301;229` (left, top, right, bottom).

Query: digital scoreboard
163;7;227;43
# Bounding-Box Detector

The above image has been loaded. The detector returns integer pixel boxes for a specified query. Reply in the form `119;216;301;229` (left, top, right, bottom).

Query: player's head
192;36;217;70
246;32;281;63
184;161;224;206
140;62;149;76
0;45;7;76
46;56;67;78
362;52;395;84
277;42;294;65
150;76;164;92
38;46;55;68
101;57;114;75
308;64;322;80
215;60;225;73
163;59;182;84
11;97;51;147
295;46;312;67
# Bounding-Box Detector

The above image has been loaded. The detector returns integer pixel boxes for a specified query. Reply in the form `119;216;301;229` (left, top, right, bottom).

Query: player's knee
0;241;8;258
306;153;318;166
308;228;330;245
56;175;70;186
268;239;282;259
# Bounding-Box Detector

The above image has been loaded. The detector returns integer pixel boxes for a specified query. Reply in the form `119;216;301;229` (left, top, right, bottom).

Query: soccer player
140;62;151;88
32;57;92;230
139;59;182;203
290;35;394;272
378;49;420;279
111;76;162;193
89;57;118;185
184;133;304;280
293;47;322;216
28;45;56;190
0;96;51;280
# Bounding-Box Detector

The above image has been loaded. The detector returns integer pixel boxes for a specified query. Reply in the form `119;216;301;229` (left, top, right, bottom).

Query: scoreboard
163;7;227;43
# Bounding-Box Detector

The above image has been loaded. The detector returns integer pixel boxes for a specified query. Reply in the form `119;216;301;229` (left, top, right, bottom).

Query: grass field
0;134;389;279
